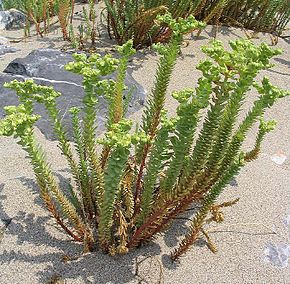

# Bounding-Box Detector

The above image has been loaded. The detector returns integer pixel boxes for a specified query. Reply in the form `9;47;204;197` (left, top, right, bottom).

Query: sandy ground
0;4;290;284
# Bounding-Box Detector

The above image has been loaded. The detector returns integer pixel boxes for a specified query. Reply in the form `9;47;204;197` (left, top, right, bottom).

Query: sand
0;5;290;284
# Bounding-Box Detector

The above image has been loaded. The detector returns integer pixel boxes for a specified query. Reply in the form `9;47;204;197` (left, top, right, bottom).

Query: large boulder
4;49;82;82
0;9;26;30
1;49;146;140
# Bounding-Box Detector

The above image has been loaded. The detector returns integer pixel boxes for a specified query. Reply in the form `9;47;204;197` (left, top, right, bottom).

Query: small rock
230;178;238;187
284;214;290;226
0;218;12;228
0;35;19;56
264;242;290;268
0;35;8;45
0;9;26;30
0;44;19;56
0;218;12;243
270;150;287;165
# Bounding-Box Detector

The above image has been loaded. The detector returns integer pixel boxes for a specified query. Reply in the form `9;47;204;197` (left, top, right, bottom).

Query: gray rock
0;36;8;45
0;9;26;30
0;218;12;229
0;36;19;56
264;242;290;268
1;48;145;140
0;44;19;56
4;48;84;82
0;218;12;244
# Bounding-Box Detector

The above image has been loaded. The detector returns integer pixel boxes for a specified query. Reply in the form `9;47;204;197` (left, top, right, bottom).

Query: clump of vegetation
2;0;54;36
2;0;66;37
2;0;98;49
0;14;289;259
105;0;290;48
195;0;290;36
54;0;71;40
69;0;98;50
4;1;289;49
104;0;204;48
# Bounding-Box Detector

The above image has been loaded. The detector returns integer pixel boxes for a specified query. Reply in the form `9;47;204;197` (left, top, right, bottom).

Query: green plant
1;14;289;259
2;0;25;10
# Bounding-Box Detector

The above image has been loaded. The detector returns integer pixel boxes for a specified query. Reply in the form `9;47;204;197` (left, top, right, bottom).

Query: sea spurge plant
1;16;289;260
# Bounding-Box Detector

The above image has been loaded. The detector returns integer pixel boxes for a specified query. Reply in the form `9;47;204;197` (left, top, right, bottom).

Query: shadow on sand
0;176;201;283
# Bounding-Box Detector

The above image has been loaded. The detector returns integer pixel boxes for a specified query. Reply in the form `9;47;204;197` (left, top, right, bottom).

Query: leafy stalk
171;154;244;261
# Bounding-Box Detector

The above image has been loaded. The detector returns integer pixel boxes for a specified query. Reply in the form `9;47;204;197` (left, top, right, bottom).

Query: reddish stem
133;143;150;217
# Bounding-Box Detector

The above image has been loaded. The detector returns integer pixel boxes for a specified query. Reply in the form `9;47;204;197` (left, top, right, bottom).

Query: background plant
104;0;290;48
69;0;98;50
104;0;202;48
4;1;289;49
2;0;75;39
2;0;98;49
2;0;53;36
2;0;26;10
54;0;71;40
0;14;289;259
194;0;290;36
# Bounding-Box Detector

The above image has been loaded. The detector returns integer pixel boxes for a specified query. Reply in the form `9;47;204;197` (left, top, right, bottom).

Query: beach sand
0;6;290;284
